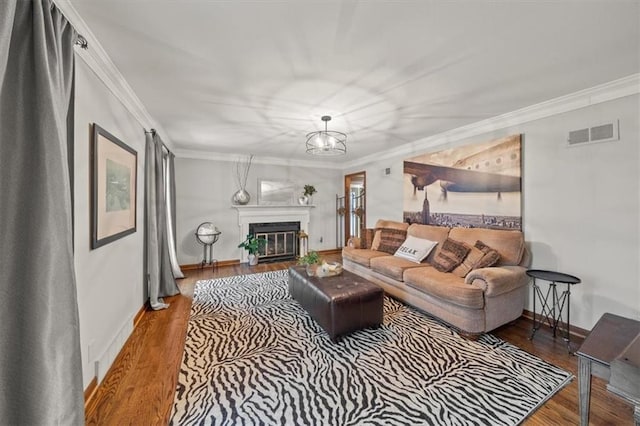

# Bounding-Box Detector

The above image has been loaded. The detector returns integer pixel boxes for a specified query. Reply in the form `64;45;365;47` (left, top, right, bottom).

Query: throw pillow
451;246;485;278
473;240;501;269
394;235;438;264
361;228;375;249
371;229;382;250
377;228;408;254
431;238;470;272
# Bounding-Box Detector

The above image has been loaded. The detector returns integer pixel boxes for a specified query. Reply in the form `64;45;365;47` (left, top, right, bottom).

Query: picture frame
258;179;296;205
91;123;137;249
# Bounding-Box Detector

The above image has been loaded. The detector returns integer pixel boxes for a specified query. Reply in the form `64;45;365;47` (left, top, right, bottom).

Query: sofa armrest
347;237;362;248
347;228;376;249
465;266;528;297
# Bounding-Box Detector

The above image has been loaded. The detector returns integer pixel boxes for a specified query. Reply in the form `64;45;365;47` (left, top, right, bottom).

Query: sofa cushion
371;220;409;250
474;240;501;269
342;247;389;267
431;238;470;272
448;227;524;266
403;267;485;309
451;246;486;278
394;235;438;263
406;224;450;262
370;256;425;281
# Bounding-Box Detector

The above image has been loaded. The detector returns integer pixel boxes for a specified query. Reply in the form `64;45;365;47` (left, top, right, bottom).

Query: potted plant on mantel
238;234;266;266
298;184;317;205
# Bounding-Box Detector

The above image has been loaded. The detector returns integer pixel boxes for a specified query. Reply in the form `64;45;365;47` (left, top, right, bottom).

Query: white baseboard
94;313;134;383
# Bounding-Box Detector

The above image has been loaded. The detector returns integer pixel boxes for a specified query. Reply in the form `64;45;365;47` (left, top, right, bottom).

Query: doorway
344;171;366;246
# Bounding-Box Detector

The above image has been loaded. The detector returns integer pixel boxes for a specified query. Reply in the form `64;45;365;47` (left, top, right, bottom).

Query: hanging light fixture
306;115;347;156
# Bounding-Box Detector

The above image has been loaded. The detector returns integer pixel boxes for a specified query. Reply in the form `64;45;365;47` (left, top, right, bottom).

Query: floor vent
568;120;619;147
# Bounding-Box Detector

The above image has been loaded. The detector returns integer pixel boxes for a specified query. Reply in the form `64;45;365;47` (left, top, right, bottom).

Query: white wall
175;159;342;265
346;94;640;331
74;61;146;388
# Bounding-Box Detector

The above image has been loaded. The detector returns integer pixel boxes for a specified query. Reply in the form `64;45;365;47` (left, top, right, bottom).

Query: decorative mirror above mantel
257;179;296;205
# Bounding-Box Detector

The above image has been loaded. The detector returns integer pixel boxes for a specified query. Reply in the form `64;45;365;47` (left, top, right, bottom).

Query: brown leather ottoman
288;266;384;341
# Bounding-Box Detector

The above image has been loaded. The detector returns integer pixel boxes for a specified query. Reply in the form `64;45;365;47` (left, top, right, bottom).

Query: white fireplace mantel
232;205;315;263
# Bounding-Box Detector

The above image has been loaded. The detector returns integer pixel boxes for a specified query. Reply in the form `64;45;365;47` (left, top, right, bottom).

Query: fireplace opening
249;221;300;262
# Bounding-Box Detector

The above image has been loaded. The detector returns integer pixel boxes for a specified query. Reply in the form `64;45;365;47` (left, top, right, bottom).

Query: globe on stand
195;222;221;270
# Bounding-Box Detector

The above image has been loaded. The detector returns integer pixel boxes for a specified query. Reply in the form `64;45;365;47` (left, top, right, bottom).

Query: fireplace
233;205;313;264
249;221;300;262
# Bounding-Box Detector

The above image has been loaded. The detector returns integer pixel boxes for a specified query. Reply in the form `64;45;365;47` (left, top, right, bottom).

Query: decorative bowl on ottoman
316;261;343;277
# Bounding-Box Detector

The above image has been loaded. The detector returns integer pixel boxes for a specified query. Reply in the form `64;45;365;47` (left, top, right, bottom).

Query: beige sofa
342;220;530;338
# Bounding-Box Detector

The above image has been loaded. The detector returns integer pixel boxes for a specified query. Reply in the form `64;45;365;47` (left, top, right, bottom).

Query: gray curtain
0;0;84;424
166;152;184;278
145;132;180;310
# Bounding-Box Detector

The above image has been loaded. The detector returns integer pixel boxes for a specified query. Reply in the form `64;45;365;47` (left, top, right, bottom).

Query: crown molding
51;1;638;168
53;0;174;151
173;149;343;169
344;73;640;170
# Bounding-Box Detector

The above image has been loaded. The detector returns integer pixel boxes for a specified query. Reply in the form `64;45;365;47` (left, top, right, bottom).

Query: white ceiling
70;0;640;163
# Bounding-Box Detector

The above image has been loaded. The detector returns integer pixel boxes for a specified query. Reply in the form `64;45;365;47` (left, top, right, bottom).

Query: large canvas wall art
403;134;522;230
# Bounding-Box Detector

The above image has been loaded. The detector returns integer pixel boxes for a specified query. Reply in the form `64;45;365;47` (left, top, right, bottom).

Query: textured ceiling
70;0;640;163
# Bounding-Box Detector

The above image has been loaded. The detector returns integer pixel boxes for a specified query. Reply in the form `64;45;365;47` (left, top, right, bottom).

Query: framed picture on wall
91;123;137;249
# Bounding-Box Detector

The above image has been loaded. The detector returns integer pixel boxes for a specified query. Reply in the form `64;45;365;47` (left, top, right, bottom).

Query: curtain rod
52;1;88;49
144;128;172;155
74;34;88;50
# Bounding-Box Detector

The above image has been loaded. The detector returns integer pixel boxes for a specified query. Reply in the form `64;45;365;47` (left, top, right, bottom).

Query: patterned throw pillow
361;228;375;249
431;238;471;272
451;246;486;278
473;240;501;269
377;228;408;254
394;235;438;263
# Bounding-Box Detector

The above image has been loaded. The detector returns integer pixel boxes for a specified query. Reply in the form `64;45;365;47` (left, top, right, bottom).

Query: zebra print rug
171;270;572;425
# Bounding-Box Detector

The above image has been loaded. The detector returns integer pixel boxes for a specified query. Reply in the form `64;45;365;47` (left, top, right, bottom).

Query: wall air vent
567;120;619;147
568;128;589;145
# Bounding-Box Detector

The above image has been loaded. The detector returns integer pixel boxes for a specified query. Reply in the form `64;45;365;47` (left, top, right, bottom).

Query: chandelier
306;115;347;156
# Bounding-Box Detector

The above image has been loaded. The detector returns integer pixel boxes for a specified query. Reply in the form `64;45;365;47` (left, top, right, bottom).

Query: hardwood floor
85;256;635;425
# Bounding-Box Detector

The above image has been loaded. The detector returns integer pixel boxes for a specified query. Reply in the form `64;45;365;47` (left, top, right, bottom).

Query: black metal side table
526;269;581;353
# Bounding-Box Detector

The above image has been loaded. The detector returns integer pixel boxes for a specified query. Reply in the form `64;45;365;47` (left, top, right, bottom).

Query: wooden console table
576;313;640;425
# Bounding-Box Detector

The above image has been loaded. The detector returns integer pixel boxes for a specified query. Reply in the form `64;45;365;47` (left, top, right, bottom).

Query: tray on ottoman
288;265;384;341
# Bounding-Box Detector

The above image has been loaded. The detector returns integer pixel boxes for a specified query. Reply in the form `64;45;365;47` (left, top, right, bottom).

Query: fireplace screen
249;221;300;262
